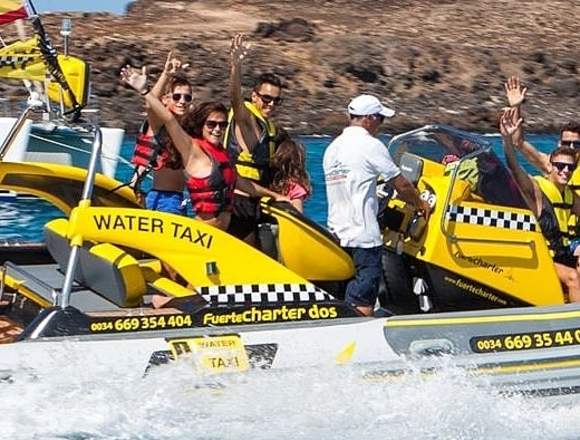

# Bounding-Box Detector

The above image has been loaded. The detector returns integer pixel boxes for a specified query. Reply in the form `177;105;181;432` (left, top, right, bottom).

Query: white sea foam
1;357;580;440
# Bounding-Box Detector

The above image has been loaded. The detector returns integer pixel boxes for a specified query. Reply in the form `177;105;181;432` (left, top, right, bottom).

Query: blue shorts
344;246;383;307
145;190;186;215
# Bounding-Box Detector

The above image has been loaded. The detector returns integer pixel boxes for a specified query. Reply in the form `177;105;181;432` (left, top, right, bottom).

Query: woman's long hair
270;132;311;196
182;102;228;140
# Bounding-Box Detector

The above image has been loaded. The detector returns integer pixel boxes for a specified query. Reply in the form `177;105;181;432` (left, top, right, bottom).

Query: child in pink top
270;134;311;212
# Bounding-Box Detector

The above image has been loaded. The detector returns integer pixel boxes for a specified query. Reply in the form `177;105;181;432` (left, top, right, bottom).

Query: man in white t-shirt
323;94;430;316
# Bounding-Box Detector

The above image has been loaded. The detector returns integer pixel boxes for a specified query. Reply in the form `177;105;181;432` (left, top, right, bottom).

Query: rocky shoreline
1;0;578;135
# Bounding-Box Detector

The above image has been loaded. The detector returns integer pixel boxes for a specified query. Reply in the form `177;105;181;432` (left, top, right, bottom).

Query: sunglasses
561;140;580;149
205;120;228;130
369;113;385;123
551;161;577;173
171;93;193;103
256;92;283;105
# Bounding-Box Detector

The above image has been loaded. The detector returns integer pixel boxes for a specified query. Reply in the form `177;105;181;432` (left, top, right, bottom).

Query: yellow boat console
379;125;564;313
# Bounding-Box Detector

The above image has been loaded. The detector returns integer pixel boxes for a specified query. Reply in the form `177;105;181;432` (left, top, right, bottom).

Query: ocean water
0;132;561;242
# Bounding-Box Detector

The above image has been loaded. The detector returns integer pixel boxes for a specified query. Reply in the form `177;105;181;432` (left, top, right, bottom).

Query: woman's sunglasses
551;161;577;172
256;92;283;105
172;93;193;103
205;120;228;130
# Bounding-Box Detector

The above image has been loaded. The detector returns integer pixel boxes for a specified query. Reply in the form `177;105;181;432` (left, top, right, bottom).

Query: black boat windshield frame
386;125;528;210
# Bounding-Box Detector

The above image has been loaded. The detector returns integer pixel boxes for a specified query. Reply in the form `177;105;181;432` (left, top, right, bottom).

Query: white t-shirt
323;126;400;248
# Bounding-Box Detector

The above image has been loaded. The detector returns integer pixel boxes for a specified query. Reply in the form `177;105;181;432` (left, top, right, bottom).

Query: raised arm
499;109;539;214
150;50;188;98
229;34;259;148
504;75;551;175
120;65;202;165
517;139;551;175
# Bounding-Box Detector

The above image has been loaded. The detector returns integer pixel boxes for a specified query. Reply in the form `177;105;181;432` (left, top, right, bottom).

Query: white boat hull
2;311;580;395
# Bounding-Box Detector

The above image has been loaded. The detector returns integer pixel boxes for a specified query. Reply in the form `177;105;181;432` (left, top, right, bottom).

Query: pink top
286;180;309;201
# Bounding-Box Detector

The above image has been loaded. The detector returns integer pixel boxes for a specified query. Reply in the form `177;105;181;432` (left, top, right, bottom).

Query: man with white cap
323;94;430;316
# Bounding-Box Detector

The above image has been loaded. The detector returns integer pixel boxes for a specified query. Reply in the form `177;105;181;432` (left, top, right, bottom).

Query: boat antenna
24;0;83;122
60;17;71;56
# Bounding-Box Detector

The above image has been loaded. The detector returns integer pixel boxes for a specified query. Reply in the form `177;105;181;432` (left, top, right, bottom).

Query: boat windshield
387;125;528;210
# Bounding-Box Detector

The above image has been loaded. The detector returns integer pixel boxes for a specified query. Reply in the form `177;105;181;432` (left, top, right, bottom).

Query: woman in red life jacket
270;131;312;213
129;52;192;215
121;65;289;231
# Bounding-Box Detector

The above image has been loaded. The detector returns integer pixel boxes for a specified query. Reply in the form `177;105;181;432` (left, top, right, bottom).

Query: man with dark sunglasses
323;94;430;316
501;108;580;302
225;33;284;243
505;76;580;254
129;51;193;215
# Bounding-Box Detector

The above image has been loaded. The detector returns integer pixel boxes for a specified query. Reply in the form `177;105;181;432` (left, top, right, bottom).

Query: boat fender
419;295;433;312
413;277;432;312
412;277;428;295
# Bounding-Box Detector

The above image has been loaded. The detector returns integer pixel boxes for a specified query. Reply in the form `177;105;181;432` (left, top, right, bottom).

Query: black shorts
227;194;259;239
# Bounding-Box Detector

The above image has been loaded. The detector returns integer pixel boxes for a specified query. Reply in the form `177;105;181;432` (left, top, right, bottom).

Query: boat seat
44;218;146;307
3;262;120;311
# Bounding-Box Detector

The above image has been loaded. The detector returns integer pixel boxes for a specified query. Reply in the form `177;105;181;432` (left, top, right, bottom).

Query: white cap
347;94;395;118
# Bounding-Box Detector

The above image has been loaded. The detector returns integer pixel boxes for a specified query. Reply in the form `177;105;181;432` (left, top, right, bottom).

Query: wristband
140;88;150;96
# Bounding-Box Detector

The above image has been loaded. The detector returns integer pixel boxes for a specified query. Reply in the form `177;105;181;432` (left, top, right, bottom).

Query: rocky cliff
2;0;579;135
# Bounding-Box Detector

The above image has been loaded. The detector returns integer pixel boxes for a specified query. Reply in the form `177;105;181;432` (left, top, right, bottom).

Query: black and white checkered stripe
446;205;537;231
0;55;34;68
197;283;331;306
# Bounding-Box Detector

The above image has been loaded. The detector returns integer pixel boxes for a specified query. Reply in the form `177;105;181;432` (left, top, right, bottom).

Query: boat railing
59;124;103;308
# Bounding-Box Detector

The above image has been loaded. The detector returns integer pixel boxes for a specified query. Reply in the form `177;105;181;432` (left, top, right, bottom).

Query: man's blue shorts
344;246;383;307
145;190;186;215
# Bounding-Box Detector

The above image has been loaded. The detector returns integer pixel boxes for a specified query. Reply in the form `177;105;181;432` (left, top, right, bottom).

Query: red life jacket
131;121;169;171
132;121;183;171
186;138;237;216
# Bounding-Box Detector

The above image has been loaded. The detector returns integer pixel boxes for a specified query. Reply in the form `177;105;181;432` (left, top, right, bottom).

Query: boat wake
2;357;580;440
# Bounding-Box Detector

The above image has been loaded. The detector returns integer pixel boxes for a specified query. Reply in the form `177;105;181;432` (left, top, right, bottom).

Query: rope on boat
28;133;144;178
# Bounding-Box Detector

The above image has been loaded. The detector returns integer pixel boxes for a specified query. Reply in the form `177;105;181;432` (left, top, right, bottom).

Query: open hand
230;33;250;65
120;65;148;93
504;76;527;107
499;108;523;138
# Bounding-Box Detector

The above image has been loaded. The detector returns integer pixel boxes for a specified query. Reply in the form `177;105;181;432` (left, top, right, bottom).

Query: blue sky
32;0;133;14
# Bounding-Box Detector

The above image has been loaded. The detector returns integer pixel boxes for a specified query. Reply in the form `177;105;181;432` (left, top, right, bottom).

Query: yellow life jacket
568;168;580;195
567;168;580;237
224;101;277;184
534;175;574;246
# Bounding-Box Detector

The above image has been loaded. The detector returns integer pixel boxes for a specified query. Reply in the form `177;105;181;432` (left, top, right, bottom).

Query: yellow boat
0;125;578;396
